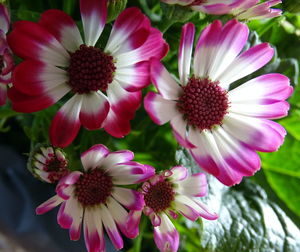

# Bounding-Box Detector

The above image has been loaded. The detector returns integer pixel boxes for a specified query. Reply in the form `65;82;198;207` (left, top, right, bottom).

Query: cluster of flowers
1;0;293;251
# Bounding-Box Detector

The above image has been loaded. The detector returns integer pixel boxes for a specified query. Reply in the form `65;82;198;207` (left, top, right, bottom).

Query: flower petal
189;129;246;186
222;113;286;152
80;0;107;46
217;43;274;89
126;210;142;239
144;92;179;125
110;162;155;185
56;172;81;200
8;83;70;113
107;197;135;239
39;9;83;52
170;114;195;148
36;195;63;215
8;21;69;67
115;27;168;68
79;92;110;130
106;81;141;120
80;144;109;171
150;58;182;100
0;4;9;33
12;59;69;96
83;209;105;252
194;20;222;78
105;7;150;55
101;150;134;171
112;187;144;211
207;20;249;81
153;213;179;252
50;94;82;148
100;205;124;250
169;166;188;181
69;199;84;241
103;108;131;138
176;173;207;197
228;73;292;103
114;61;150;92
178;23;195;85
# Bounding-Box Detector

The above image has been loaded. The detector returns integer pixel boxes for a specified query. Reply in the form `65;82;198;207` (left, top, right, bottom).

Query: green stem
63;0;76;15
139;0;161;22
132;215;147;252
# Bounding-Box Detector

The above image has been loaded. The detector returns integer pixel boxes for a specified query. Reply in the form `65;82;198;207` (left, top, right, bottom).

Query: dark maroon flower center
144;181;175;213
44;156;68;183
177;77;229;130
75;169;113;207
67;44;116;94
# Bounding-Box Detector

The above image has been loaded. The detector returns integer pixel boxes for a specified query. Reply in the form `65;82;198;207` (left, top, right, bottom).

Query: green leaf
260;135;300;219
107;0;127;23
176;149;300;251
158;2;196;32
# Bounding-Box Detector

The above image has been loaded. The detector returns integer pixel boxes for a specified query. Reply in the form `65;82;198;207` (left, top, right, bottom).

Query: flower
126;166;217;252
28;145;69;183
36;144;155;252
144;20;293;186
7;0;168;147
0;4;14;105
230;0;282;20
161;0;282;20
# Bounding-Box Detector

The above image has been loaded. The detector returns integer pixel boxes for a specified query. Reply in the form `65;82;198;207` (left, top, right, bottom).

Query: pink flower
0;4;13;106
127;166;217;252
29;145;69;183
161;0;282;20
144;20;293;186
8;0;168;147
36;144;155;252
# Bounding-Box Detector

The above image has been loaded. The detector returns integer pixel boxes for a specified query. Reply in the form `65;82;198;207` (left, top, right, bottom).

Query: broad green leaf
175;149;300;252
261;135;300;219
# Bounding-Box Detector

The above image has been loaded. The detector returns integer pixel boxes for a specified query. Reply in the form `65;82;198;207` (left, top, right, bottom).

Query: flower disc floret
68;44;116;93
177;77;229;130
144;180;175;213
75;169;113;207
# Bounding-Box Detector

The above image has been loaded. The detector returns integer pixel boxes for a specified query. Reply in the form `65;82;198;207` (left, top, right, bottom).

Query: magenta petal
79;92;110;130
36;195;63;215
50;95;82;148
12;59;68;96
57;201;73;229
7;21;69;67
178;22;195;84
0;4;10;33
39;9;83;52
144;92;179;125
153;215;179;252
103;108;131;138
80;0;107;46
126;210;142;239
8;84;69;113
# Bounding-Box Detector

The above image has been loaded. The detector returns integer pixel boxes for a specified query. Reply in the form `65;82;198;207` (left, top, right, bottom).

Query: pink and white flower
126;166;217;252
7;0;168;147
0;4;13;105
36;144;155;252
29;145;69;183
161;0;282;20
144;20;292;186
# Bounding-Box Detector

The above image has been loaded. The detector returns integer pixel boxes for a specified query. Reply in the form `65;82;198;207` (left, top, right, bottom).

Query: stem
132;215;147;252
139;0;161;22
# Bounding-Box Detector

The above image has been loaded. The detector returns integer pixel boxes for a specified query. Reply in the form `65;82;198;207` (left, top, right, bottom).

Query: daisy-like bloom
7;0;168;147
144;20;293;186
28;145;69;183
0;4;14;105
161;0;282;20
127;166;217;252
36;144;155;252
